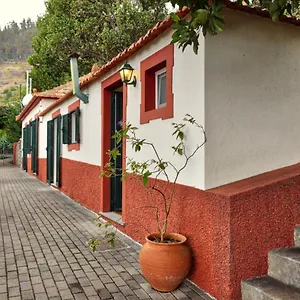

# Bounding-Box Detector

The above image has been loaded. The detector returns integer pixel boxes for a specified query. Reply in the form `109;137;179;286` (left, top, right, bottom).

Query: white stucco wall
125;30;206;189
205;9;300;189
41;81;102;166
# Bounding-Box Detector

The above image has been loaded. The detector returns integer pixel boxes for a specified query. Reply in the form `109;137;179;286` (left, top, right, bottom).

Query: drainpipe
70;53;89;104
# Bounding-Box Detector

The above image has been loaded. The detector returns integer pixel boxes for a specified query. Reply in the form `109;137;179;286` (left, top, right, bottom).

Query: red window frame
140;44;174;124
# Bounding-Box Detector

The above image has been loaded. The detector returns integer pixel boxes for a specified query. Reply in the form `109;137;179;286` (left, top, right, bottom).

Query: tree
0;103;22;143
0;85;24;144
28;0;167;91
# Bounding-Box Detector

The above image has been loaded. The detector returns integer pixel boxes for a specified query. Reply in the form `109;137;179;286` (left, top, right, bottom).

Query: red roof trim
37;4;300;118
16;95;60;121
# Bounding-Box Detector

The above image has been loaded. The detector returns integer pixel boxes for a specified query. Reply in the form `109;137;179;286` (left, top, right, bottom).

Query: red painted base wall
60;158;101;213
27;155;32;175
119;164;300;300
38;158;47;183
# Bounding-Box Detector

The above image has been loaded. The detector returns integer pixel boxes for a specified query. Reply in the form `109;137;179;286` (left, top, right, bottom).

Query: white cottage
17;4;300;299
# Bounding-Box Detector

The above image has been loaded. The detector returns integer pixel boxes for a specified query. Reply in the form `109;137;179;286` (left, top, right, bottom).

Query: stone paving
0;163;213;300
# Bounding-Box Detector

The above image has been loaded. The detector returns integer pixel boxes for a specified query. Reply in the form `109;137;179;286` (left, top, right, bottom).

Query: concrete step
294;225;300;247
268;247;300;289
242;276;300;300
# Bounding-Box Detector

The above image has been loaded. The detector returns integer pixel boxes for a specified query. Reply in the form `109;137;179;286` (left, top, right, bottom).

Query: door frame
47;109;61;186
101;72;127;214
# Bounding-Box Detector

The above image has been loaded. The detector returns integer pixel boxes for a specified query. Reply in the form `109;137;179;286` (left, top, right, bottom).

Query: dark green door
23;123;32;171
47;117;61;186
47;120;54;184
55;116;61;186
31;119;39;174
110;91;123;212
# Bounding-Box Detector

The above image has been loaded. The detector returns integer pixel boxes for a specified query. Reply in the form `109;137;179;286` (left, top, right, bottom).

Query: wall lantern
119;63;137;87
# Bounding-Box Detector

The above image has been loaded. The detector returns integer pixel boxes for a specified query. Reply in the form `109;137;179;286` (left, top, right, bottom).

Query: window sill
141;103;173;124
68;143;80;151
100;212;125;227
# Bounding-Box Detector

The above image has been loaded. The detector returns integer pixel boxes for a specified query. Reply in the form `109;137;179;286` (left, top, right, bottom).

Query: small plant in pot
89;114;206;292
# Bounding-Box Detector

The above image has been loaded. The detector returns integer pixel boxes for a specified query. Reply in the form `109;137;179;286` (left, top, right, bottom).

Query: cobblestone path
0;164;212;300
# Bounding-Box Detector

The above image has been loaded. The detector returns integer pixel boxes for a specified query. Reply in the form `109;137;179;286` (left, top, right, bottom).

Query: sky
0;0;45;29
0;1;176;29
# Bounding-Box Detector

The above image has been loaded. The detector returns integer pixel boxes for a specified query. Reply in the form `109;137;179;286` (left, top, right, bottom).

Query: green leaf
177;131;184;140
215;4;226;12
110;148;120;160
143;170;152;186
271;10;281;21
278;0;287;7
170;12;180;23
104;222;112;228
87;238;100;252
270;1;280;13
158;163;166;170
108;239;115;248
195;9;209;25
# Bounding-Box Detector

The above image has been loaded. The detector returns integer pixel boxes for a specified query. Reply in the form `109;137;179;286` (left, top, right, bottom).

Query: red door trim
101;72;127;213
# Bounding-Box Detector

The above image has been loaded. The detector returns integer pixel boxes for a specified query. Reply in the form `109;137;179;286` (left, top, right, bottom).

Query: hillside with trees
0;18;36;61
0;19;34;148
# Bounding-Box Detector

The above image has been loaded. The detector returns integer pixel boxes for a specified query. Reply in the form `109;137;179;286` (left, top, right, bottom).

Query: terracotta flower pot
139;233;192;292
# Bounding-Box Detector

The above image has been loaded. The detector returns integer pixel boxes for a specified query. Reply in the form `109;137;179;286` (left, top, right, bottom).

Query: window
62;107;80;149
156;68;166;108
140;44;174;124
70;111;77;144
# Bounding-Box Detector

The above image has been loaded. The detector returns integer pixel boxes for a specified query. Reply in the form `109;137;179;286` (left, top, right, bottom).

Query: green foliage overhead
164;0;300;54
28;0;167;91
